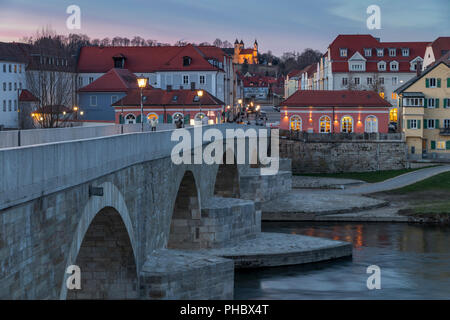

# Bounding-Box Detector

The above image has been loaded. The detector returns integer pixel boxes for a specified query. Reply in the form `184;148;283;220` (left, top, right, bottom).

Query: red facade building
279;90;391;133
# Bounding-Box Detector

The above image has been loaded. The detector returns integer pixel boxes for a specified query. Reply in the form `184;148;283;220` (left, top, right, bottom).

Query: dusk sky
0;0;448;55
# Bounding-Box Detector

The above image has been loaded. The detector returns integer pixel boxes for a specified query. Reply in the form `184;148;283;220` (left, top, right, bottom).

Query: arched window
290;115;302;131
365;115;378;133
195;112;206;121
173;112;184;120
319;116;331;133
341;116;353;133
147;113;159;123
125;114;136;124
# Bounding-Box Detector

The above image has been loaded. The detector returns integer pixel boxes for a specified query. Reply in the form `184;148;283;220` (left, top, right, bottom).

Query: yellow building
233;39;258;65
396;55;450;159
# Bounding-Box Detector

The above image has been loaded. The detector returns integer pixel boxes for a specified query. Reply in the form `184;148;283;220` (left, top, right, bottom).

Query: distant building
279;90;391;133
395;52;450;159
112;86;224;125
232;39;258;65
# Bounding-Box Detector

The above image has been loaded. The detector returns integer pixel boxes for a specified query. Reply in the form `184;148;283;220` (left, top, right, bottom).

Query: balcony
440;128;450;136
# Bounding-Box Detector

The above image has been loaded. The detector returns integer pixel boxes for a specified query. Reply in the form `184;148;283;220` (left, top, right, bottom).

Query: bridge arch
214;148;240;198
60;182;138;300
167;170;202;249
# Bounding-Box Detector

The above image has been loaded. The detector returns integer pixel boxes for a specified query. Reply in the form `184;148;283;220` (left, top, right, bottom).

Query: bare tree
112;37;123;46
213;38;223;48
100;38;111;46
146;39;157;46
222;40;232;48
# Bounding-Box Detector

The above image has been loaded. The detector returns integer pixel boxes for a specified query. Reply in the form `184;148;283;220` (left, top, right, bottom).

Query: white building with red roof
76;44;235;108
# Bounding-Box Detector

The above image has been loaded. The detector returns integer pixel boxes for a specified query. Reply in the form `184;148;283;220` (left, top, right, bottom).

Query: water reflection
234;222;450;300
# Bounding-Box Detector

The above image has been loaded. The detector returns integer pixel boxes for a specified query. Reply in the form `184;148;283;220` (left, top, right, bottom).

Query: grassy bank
389;171;450;194
297;166;435;183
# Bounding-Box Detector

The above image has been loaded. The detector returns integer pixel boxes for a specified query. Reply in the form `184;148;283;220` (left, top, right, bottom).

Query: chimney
167;85;172;92
191;82;196;90
416;61;422;76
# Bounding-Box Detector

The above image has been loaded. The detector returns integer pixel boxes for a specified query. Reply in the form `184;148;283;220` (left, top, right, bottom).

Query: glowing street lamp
137;75;148;132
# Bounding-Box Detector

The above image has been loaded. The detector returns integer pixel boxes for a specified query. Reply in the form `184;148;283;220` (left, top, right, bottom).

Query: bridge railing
0;123;178;149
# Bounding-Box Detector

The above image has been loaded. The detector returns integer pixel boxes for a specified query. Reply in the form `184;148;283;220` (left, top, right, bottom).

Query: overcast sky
0;0;448;55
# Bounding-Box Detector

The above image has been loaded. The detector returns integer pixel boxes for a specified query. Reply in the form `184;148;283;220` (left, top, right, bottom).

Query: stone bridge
0;124;351;299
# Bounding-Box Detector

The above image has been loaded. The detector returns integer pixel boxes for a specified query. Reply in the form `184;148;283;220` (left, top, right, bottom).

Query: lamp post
137;75;148;132
197;90;204;124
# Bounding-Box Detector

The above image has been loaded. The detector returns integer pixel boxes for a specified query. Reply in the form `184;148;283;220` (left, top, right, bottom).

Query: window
350;64;363;71
2;83;5;91
392;77;398;85
390;61;398;71
437;141;446;150
183;56;192;66
125;114;136;124
90;96;97;106
380;92;385;99
199;75;205;85
340;48;347;57
14;100;17;111
379;77;384;84
111;95;118;104
342;78;348;86
377;48;384;57
8;100;11;111
378;61;386;71
389;48;396;57
8;65;11;72
367;77;373;85
290;115;302;131
390;108;398;122
364;48;372;56
402;48;409;56
426;78;438;88
391;93;397;100
341;116;353;133
19;82;22;90
2;100;5;112
14;65;17;73
2;64;5;72
172;95;178;102
409;119;418;129
354;77;360;85
426;98;435;108
14;83;17;91
8;82;11;91
444;119;450;128
444;98;449;108
78;77;83;87
426;119;435;129
89;77;94;84
404;98;423;106
147;113;159;122
183;75;189;85
365;116;378;133
319;116;331;133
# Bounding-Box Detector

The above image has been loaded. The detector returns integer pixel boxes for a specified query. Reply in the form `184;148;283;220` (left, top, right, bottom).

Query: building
422;37;450;70
112;86;224;125
395;53;450;159
284;69;302;98
294;35;431;125
0;42;28;128
232;39;258;65
77;44;235;108
77;68;147;123
279;90;391;133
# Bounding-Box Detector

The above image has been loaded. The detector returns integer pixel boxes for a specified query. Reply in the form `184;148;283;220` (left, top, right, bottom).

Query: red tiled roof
78;68;150;92
287;69;302;78
112;88;224;107
429;37;450;60
19;89;38;102
328;35;429;73
77;44;223;73
281;90;390;107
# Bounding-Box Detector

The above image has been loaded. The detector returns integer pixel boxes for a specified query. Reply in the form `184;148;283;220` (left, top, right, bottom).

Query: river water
234;222;450;299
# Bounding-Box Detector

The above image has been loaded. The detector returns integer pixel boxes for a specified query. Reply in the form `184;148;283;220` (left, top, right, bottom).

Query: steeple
234;39;239;45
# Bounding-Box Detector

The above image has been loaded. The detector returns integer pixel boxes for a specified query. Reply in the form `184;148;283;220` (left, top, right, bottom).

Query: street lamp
197;90;204;124
137;75;148;132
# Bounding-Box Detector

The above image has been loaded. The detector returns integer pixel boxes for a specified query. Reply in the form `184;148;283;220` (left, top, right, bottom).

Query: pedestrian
150;117;157;131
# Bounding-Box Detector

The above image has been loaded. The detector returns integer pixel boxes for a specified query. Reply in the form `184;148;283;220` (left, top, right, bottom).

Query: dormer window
378;61;386;71
193;95;200;102
172;95;178;102
340;48;347;57
113;55;126;68
389;48;396;57
402;48;410;56
183;56;192;66
390;61;399;71
364;48;372;57
377;48;384;57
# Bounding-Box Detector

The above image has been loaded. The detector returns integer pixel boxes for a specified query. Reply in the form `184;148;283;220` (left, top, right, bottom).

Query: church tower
253;39;258;64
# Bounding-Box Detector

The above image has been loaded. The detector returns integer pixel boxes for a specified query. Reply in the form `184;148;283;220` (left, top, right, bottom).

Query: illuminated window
341;116;353;133
340;48;347;57
125;114;136;124
365;116;378;133
290;115;302;131
392;93;397;100
379;92;385;99
147;113;159;122
390;108;398;122
319;116;331;133
437;141;446;150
